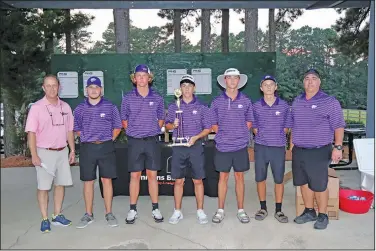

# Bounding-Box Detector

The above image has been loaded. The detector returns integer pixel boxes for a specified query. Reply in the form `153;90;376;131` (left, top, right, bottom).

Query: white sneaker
212;209;225;223
125;210;138;224
152;209;164;223
169;210;183;224
197;209;208;224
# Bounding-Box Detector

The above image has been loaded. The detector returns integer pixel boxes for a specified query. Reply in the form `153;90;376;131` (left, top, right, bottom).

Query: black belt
83;140;112;144
129;136;156;141
295;144;331;150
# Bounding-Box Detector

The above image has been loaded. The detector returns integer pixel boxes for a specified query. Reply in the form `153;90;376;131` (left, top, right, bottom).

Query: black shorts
292;144;332;192
171;141;205;180
254;143;285;184
79;140;117;181
127;136;161;172
214;147;250;173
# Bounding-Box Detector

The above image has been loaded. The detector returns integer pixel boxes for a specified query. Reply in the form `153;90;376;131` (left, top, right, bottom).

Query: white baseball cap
217;68;248;89
180;74;195;85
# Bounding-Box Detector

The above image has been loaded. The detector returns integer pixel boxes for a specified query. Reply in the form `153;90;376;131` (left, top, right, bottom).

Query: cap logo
91;78;96;82
265;75;271;79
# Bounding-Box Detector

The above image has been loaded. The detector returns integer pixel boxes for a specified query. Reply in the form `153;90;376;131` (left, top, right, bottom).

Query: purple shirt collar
222;91;241;100
85;97;104;107
260;96;280;106
300;90;325;101
181;95;197;105
134;87;153;97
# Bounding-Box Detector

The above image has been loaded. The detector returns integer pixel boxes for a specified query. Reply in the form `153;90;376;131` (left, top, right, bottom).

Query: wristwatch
334;145;343;150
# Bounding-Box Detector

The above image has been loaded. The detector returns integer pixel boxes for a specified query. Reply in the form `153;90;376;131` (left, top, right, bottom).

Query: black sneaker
314;214;329;230
294;209;317;224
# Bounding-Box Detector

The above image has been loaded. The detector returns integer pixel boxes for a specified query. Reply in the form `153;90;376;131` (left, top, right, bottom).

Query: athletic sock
130;204;137;211
260;201;267;211
152;203;159;211
275;203;282;213
305;207;315;214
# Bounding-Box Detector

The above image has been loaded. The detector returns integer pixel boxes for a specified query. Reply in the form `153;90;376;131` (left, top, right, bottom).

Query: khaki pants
36;147;73;190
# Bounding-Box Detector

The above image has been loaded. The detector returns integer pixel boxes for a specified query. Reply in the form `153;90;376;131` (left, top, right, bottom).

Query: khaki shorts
36;147;73;190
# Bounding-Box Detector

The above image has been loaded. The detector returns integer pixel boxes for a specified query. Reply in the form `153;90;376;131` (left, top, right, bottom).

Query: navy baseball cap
86;76;102;87
260;75;277;86
304;68;320;78
134;64;151;74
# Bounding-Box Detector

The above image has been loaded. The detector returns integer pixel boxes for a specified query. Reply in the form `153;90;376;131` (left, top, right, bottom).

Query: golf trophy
171;88;190;146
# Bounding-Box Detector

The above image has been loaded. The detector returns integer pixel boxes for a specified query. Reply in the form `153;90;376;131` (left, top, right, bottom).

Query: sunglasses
45;105;66;126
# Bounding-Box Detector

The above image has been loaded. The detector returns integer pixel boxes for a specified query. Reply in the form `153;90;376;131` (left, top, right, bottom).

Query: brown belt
89;141;105;144
45;147;65;151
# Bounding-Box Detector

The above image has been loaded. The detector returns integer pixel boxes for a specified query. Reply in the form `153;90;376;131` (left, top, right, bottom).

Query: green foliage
346;120;365;126
88;21;368;110
333;8;370;59
274;26;368;109
87;22;197;53
1;8;93;155
1;9;45;106
157;9;221;36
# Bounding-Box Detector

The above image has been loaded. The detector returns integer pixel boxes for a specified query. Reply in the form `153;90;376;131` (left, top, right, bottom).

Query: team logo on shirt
192;110;198;114
238;104;243;108
100;113;106;118
275;111;281;116
311;105;317;109
149;101;154;106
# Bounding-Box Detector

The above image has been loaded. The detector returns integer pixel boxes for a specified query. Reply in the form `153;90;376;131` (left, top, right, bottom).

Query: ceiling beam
0;1;15;9
0;0;324;10
307;0;370;9
1;0;370;10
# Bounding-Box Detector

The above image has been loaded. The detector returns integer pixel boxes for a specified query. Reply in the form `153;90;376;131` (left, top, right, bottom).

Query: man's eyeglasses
46;105;65;126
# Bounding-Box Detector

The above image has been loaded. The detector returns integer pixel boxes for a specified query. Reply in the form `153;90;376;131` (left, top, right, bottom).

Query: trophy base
169;142;190;147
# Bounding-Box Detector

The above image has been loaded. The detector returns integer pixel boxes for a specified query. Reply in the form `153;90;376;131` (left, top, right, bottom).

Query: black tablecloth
99;141;218;197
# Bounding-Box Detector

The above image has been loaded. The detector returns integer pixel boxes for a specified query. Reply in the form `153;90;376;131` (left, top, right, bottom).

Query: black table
99;141;219;197
329;128;366;170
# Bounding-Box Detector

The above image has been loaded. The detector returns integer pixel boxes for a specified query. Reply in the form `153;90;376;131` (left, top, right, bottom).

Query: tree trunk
201;9;211;52
64;9;72;54
221;9;229;53
1;90;17;157
173;10;182;53
113;9;130;53
268;9;276;52
244;9;258;52
43;9;54;74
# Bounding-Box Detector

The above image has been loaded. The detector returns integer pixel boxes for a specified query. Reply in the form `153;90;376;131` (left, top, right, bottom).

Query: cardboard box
296;168;340;220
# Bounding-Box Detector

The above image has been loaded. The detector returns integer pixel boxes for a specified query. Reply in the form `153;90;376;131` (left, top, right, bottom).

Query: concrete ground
1;162;374;250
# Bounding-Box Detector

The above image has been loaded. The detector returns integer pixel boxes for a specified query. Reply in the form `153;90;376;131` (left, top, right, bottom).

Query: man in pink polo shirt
25;75;76;233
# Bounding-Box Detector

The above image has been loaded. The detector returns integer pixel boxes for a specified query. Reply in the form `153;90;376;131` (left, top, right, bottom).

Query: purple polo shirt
121;88;165;138
291;90;346;148
210;91;254;152
253;97;292;147
166;96;212;138
73;98;122;143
